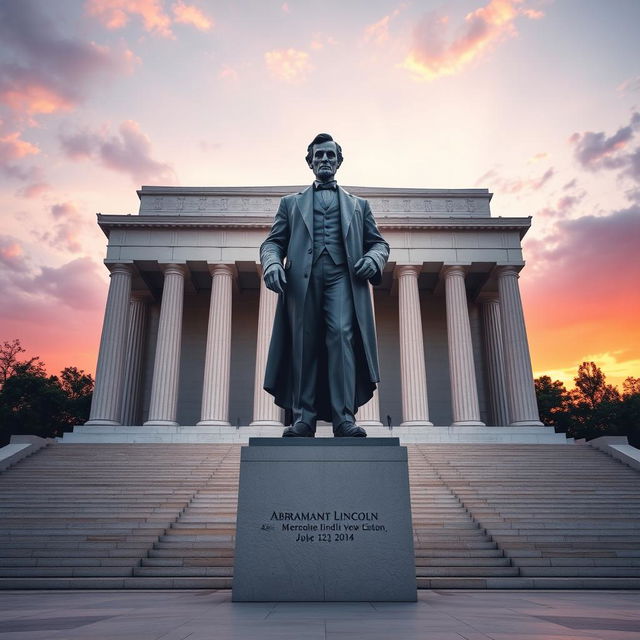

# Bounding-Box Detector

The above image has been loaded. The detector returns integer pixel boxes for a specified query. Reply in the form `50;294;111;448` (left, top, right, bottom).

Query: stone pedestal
233;438;417;602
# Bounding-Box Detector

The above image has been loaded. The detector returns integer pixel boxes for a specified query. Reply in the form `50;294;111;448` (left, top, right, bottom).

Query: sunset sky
1;0;639;390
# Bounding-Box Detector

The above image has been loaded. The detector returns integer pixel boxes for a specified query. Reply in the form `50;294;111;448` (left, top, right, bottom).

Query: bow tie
314;180;337;191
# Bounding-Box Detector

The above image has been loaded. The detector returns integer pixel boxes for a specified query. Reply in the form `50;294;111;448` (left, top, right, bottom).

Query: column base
196;419;231;426
143;419;179;426
84;419;121;426
400;421;434;427
357;420;384;427
249;420;284;427
510;420;544;427
451;420;485;426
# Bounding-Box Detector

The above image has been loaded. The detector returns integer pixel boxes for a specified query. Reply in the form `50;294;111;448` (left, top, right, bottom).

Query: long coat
260;185;390;421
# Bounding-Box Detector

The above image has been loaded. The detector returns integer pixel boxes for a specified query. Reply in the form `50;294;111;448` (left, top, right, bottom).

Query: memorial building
74;184;553;442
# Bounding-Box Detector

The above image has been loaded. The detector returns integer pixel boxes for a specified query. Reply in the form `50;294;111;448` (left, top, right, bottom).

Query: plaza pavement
0;590;639;640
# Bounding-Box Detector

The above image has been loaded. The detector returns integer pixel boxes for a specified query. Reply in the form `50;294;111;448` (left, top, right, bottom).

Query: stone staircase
0;442;639;589
419;444;640;588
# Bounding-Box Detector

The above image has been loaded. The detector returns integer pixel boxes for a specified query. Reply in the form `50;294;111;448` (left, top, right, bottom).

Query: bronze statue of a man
260;133;389;437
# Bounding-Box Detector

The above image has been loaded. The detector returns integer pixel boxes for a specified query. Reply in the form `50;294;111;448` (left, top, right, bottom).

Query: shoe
333;422;367;438
282;422;315;438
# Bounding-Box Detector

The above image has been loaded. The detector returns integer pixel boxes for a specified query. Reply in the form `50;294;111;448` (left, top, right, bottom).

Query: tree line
1;339;639;447
535;362;640;447
0;339;94;446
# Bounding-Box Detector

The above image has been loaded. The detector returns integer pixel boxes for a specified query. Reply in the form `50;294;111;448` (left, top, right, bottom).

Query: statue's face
308;141;340;182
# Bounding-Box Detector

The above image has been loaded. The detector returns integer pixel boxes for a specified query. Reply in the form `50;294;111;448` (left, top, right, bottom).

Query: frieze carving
139;193;490;216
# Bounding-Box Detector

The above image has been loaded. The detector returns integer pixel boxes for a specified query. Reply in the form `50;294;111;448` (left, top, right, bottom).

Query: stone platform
1;589;639;639
59;424;571;444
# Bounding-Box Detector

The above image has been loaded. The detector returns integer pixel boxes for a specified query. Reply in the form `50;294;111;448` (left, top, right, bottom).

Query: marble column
357;284;383;427
144;264;186;426
497;265;543;426
120;294;148;426
250;268;283;426
198;264;234;426
396;265;432;426
443;265;484;425
86;263;132;425
480;296;509;426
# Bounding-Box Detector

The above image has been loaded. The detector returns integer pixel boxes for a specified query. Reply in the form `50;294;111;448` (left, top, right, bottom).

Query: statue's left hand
354;256;377;280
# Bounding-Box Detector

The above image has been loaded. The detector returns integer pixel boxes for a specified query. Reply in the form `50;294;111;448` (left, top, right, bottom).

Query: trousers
290;251;356;430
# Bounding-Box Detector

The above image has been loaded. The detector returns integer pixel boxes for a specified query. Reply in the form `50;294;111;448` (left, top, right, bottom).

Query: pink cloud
0;1;134;119
86;0;173;37
218;65;239;81
476;165;554;194
45;202;85;253
172;1;213;31
264;49;312;82
281;3;290;14
364;15;394;45
0;254;108;375
402;0;543;81
60;120;176;184
523;207;640;378
16;181;51;199
570;112;640;171
0;131;39;162
0;235;28;272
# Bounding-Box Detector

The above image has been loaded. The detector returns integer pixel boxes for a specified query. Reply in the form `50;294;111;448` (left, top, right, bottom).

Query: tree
0;369;68;444
0;341;94;445
573;361;620;409
534;375;571;430
0;339;45;388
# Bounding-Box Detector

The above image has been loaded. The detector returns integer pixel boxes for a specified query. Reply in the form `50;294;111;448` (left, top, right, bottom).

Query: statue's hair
305;133;343;166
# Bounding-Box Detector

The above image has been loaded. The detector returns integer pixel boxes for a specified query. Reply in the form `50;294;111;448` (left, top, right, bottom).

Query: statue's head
306;133;343;183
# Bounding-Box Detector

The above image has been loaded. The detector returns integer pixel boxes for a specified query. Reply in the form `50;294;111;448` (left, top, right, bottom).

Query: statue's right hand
264;263;287;295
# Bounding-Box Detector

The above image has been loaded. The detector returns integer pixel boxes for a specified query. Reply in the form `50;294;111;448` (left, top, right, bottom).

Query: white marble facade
87;186;542;429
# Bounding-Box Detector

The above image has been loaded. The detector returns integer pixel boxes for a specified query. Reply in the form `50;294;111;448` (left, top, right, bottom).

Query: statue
260;133;390;437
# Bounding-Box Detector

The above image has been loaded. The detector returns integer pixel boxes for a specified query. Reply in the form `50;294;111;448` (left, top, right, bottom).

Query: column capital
442;264;468;279
394;264;421;279
107;263;133;276
160;263;187;277
476;292;500;305
208;263;237;278
495;264;522;279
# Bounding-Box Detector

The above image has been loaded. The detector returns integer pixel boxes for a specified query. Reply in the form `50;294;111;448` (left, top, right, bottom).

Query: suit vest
312;189;346;265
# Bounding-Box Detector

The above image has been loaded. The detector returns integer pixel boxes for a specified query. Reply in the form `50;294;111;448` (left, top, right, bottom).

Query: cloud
570;112;640;188
523;206;640;387
617;75;640;95
402;0;543;81
0;0;134;118
525;206;640;323
44;202;86;253
172;1;213;30
218;65;239;81
86;0;173;37
364;15;394;45
309;34;338;50
536;191;585;220
281;3;290;13
264;49;312;82
0;132;40;160
16;181;51;199
0;235;28;272
476;165;554;194
60;120;176;184
86;0;214;37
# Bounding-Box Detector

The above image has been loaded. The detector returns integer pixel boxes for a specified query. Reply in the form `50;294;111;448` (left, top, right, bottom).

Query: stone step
0;567;133;577
515;557;640;567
